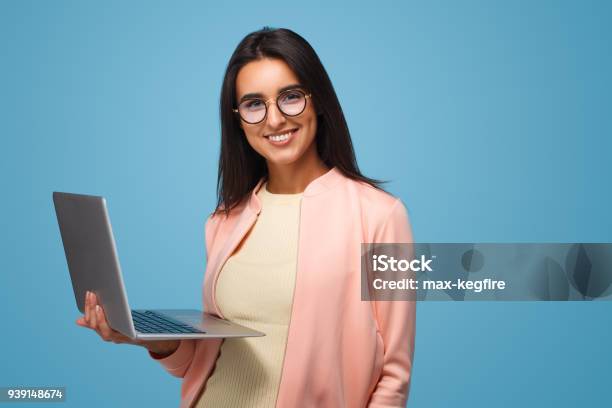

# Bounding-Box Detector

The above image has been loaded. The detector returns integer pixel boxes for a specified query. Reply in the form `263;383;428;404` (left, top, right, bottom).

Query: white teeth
268;131;292;142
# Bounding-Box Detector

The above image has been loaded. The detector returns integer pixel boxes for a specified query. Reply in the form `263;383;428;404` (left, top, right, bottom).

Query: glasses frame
233;89;312;125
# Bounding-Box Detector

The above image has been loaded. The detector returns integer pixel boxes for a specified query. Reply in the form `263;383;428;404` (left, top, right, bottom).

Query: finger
95;305;114;341
84;291;91;325
87;291;94;327
76;316;87;326
90;292;100;320
89;293;98;329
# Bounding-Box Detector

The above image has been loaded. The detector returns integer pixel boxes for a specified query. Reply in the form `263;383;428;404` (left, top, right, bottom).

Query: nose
266;102;287;129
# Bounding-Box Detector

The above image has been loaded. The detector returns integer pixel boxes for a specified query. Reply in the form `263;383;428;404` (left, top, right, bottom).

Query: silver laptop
53;191;265;340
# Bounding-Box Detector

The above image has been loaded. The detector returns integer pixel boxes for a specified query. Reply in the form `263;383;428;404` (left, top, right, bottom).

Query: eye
242;99;264;111
280;90;304;104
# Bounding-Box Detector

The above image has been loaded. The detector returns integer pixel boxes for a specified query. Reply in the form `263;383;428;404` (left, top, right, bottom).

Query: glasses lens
278;90;306;116
239;99;266;123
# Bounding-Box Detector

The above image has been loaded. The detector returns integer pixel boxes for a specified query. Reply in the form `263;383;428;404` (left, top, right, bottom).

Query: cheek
302;114;318;144
243;131;265;153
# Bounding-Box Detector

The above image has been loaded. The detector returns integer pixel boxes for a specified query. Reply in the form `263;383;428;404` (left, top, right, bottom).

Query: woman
78;27;416;407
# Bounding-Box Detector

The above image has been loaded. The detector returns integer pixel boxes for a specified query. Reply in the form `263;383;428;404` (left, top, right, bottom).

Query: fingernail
96;305;100;313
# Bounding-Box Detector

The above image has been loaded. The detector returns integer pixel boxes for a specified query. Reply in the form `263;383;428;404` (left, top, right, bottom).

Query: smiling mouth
264;128;298;143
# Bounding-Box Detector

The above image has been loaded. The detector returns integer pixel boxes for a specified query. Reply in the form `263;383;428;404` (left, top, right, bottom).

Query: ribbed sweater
194;183;302;407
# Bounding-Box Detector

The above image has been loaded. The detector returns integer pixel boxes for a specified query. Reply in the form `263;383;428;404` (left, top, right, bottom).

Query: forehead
235;58;300;99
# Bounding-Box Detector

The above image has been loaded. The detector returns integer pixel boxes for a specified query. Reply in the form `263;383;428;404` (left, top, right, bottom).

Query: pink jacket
150;166;416;407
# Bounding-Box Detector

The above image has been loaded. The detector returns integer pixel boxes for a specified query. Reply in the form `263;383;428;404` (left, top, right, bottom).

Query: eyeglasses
233;89;312;124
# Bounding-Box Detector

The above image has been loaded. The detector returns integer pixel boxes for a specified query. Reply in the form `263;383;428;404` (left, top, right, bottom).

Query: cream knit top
195;182;302;408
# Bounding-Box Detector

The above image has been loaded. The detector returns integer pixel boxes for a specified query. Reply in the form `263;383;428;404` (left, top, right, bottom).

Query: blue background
1;1;611;407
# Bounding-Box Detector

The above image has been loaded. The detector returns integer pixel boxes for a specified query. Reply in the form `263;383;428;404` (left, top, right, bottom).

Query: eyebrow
238;83;303;103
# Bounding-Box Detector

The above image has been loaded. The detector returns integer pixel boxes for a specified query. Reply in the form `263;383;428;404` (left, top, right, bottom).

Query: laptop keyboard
132;310;205;334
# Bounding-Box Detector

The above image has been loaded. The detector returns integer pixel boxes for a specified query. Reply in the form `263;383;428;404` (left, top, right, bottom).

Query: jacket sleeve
148;339;196;378
147;213;219;377
368;198;416;408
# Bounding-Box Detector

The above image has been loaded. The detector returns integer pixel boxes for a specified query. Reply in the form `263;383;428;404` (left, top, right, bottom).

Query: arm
148;339;196;378
368;199;416;407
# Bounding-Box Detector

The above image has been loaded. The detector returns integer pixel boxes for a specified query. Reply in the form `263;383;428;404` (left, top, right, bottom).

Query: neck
265;150;330;194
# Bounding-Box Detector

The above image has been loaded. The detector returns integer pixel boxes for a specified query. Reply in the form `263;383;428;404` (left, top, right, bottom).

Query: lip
265;128;298;146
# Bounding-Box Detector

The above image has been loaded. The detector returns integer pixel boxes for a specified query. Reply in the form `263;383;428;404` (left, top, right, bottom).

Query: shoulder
338;175;412;242
206;200;247;226
204;200;248;252
348;177;400;210
342;175;407;220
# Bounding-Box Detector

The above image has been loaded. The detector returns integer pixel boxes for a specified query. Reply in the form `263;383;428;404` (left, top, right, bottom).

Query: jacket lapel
205;179;264;317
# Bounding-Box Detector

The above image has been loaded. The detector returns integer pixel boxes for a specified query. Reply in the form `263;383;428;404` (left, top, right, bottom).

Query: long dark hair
216;27;385;216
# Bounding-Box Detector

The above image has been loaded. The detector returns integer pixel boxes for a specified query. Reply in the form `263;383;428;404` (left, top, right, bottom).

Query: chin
262;149;304;166
266;156;301;166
